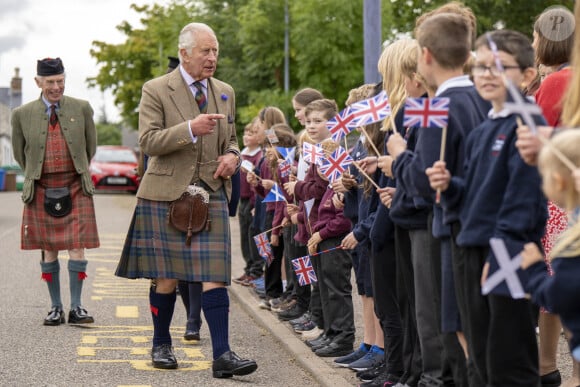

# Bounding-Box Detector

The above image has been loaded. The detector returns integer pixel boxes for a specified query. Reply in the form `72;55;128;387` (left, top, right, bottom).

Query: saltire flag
403;97;450;128
262;183;287;203
481;238;526;299
327;106;357;142
318;146;353;183
276;146;296;162
302;142;324;165
278;159;292;177
504;80;543;135
350;90;391;127
291;255;317;286
253;232;274;265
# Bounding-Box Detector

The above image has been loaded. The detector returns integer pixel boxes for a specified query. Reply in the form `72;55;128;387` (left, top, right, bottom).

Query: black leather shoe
152;344;178;369
184;330;200;341
68;306;94;324
212;350;258;378
315;341;353;357
43;306;65;326
541;370;561;387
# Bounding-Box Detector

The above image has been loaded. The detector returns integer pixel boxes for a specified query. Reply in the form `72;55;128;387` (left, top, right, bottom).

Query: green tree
96;123;122;145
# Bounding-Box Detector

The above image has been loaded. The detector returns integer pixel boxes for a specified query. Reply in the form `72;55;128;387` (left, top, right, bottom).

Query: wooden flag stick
515;117;577;172
351;160;380;190
261;223;285;235
435;126;448;204
359;126;382;157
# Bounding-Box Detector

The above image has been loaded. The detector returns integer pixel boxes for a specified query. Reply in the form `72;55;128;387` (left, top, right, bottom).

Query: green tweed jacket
137;70;239;202
11;95;97;203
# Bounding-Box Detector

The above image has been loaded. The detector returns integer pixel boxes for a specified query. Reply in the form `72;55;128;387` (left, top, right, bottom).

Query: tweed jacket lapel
167;70;198;121
206;79;228;116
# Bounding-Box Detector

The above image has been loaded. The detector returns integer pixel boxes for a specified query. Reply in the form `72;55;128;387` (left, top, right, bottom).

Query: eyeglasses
472;64;521;77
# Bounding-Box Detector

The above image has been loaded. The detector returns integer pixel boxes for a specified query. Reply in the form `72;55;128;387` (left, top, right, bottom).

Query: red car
90;146;140;193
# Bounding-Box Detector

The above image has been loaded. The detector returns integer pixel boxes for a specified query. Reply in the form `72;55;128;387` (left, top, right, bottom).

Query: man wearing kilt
11;57;99;326
115;22;258;378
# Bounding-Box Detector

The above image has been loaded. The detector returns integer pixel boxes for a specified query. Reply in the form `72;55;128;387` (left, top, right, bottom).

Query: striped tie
193;81;207;113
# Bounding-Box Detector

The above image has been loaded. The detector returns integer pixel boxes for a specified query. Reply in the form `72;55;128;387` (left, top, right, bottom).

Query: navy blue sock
202;287;230;360
149;287;176;347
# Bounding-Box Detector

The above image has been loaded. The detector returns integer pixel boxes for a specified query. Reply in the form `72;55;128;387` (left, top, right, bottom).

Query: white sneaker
301;326;323;340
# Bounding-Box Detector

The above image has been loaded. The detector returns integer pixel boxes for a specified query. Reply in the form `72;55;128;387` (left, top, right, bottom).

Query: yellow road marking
116;306;139;318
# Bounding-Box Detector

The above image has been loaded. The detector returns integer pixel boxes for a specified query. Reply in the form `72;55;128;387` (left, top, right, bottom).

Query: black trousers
451;223;539;387
394;226;422;386
371;240;403;377
264;211;283;299
239;198;264;277
316;237;354;343
283;226;311;308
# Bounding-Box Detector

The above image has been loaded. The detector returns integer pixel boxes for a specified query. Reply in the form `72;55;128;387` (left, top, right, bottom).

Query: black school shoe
68;306;94;324
152;344;178;369
43;306;65;326
541;370;561;387
212;350;258;378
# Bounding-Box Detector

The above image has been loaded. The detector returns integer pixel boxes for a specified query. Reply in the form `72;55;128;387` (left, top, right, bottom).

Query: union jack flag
302;142;324;165
262;183;287;203
278;159;292;177
350;90;391;127
404;97;450;128
327;106;357;142
253;232;274;264
318;146;353;183
292;255;317;286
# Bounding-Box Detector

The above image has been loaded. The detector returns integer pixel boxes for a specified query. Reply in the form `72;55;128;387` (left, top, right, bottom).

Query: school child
521;130;580;387
426;29;548;386
284;99;339;341
306;140;354;357
233;117;265;285
388;12;489;386
246;107;288;300
332;84;386;375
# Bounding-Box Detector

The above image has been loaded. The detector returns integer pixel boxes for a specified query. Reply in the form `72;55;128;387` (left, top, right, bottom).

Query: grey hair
178;23;217;61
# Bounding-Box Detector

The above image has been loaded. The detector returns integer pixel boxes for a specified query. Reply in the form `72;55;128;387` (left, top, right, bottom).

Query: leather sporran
44;187;72;217
168;185;211;246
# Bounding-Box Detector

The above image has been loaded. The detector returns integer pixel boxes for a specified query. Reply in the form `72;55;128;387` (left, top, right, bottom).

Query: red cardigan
535;67;572;126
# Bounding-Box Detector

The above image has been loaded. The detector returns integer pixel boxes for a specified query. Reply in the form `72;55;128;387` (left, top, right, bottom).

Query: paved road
0;191;363;387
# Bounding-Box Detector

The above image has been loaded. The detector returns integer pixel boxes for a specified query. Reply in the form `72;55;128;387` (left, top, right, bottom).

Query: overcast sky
0;0;170;122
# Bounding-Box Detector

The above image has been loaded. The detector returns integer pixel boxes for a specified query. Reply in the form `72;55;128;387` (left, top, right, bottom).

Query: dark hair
293;88;324;106
534;6;574;66
304;99;338;120
475;30;535;70
416;13;471;69
266;123;297;180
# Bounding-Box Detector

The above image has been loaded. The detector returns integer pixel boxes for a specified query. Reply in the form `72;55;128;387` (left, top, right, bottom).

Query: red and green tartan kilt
116;188;232;284
21;172;100;251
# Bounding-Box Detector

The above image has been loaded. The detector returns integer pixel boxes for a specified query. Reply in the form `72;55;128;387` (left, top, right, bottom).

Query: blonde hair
345;84;375;106
378;39;418;131
561;2;580;127
538;130;580;258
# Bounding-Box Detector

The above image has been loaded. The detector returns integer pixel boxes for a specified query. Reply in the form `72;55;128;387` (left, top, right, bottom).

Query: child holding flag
306;140;355;358
426;29;548;386
248;122;294;309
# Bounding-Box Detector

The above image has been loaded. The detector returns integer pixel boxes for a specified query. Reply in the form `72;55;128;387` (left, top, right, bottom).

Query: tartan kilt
116;188;232;284
21;172;100;251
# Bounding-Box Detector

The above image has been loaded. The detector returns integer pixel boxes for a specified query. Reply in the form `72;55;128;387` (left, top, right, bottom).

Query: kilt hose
21;171;99;251
116;188;232;284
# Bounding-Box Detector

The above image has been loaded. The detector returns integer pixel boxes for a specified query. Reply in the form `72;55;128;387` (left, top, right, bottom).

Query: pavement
227;218;361;387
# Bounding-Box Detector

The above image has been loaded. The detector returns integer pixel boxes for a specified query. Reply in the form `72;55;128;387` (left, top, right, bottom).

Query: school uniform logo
491;134;506;156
